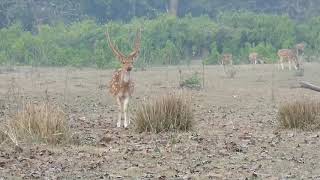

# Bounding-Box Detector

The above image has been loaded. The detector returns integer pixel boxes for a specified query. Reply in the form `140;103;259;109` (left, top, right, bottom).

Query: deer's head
105;28;141;72
295;42;305;52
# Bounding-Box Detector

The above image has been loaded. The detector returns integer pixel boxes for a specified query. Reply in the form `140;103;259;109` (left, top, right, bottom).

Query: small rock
310;134;319;138
79;116;86;121
14;146;23;153
207;173;223;178
98;136;112;146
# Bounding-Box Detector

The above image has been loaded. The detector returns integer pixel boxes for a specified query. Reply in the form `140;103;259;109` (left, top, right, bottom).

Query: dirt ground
0;63;320;179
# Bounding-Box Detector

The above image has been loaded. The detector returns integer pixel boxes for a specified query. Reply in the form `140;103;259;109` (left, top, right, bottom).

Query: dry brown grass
134;92;193;133
278;101;320;130
1;101;70;145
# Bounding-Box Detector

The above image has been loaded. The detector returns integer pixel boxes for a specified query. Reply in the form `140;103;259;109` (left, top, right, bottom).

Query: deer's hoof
117;122;121;128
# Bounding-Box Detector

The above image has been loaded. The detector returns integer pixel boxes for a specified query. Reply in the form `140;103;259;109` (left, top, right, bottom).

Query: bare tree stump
299;81;320;92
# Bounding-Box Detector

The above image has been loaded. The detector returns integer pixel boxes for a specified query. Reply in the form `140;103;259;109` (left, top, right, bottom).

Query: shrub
250;42;277;63
180;72;202;89
205;42;220;64
278;101;320;130
134;92;193;133
2;101;70;145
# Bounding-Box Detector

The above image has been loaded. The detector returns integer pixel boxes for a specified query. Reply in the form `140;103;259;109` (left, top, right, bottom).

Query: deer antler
128;28;141;60
105;29;126;62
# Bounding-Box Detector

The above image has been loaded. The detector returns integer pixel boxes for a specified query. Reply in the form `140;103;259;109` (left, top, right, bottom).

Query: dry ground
0;63;320;179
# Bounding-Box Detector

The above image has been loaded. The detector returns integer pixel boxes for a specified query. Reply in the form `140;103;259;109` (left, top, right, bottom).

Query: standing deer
277;49;299;71
221;53;233;66
295;42;305;63
105;28;141;128
249;52;258;64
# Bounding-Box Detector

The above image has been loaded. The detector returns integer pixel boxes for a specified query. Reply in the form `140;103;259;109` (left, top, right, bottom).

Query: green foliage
205;42;220;64
211;11;295;63
180;72;202;89
0;15;220;67
141;15;218;65
2;0;320;31
250;43;277;63
237;42;276;64
1;12;320;67
293;17;320;57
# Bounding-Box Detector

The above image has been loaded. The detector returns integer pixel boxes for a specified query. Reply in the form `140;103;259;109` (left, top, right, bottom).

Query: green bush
299;17;320;54
205;42;220;64
180;72;202;89
211;11;296;63
0;12;320;67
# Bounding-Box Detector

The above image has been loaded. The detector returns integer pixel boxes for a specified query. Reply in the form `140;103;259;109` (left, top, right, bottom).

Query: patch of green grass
180;72;201;90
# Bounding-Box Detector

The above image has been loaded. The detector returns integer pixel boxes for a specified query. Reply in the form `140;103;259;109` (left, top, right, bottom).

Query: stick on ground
299;81;320;92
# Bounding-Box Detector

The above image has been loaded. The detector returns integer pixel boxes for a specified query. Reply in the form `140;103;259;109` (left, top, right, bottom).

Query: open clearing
1;63;320;179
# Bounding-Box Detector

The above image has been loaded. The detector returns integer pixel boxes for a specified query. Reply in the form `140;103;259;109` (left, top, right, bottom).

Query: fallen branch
299;81;320;92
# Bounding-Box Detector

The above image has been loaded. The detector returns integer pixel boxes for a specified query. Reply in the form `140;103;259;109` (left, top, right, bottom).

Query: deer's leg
294;60;299;70
280;57;284;70
288;59;292;71
116;97;123;128
123;97;130;128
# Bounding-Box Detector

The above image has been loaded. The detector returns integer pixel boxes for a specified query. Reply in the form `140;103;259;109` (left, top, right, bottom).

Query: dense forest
0;0;320;68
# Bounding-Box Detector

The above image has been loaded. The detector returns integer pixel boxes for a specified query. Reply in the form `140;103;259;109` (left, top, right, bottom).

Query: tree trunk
300;81;320;92
168;0;179;16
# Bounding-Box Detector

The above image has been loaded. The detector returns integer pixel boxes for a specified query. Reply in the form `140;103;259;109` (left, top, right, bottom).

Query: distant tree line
0;1;320;68
1;0;319;31
1;12;320;68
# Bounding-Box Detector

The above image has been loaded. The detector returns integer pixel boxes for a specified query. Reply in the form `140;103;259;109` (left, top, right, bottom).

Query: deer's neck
121;70;131;83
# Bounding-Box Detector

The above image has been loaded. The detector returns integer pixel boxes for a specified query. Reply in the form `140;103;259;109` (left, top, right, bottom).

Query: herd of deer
105;29;306;128
221;43;305;71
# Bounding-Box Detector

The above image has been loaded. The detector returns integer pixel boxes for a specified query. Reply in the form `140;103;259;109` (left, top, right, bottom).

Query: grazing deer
221;53;233;66
295;43;305;56
295;42;306;63
249;52;258;64
105;28;141;128
277;49;299;71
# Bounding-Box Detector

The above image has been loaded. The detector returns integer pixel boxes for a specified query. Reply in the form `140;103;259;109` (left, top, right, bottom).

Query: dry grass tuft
278;101;320;130
1;101;70;145
134;92;193;133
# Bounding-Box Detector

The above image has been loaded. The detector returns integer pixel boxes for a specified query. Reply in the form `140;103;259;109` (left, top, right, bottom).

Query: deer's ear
105;30;126;63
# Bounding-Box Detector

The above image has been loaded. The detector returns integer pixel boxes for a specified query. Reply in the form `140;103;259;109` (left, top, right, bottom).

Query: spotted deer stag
277;49;299;71
221;53;233;66
105;28;141;128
